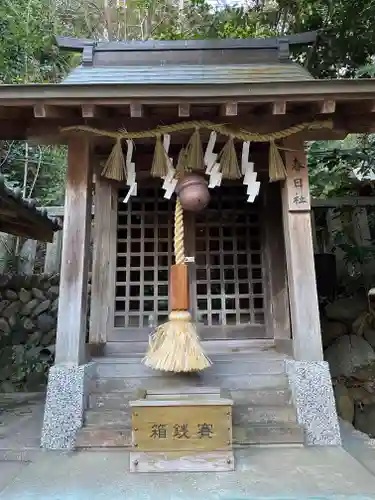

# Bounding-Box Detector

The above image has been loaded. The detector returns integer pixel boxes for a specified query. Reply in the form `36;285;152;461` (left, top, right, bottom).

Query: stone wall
0;274;59;392
322;293;375;438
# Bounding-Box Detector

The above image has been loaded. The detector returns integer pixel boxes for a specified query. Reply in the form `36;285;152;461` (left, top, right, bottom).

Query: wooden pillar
89;175;117;351
263;183;291;344
281;136;323;361
55;137;93;366
44;221;63;274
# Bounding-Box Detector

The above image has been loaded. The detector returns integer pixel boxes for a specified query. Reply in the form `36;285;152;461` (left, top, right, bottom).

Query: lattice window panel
194;186;265;327
115;187;173;328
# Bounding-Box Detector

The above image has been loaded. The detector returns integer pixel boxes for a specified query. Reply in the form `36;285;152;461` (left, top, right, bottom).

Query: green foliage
1;142;67;205
308;135;375;199
0;335;54;392
0;0;73;84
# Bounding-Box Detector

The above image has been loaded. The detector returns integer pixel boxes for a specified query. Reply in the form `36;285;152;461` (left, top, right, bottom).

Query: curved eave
0;78;375;102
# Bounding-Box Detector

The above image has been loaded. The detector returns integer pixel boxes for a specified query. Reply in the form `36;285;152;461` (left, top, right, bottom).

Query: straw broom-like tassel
101;138;127;181
151;134;172;179
218;136;241;180
269;140;287;182
184;128;205;172
142;198;211;372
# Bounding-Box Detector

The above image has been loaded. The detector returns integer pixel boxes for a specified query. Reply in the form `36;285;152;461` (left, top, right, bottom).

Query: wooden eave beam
129;102;144;118
221;101;238;116
1;78;375;103
178;103;190;117
0;192;59;241
316;99;336;114
81;104;109;118
272;101;287;115
0;219;53;241
34;104;79;119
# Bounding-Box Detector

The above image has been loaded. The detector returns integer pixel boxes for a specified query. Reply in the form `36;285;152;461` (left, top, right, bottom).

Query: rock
348;386;375;406
2;301;21;319
19;288;32;304
333;382;354;423
50;275;60;286
4;289;18;301
8;315;17;328
41;329;56;346
364;328;375;349
21;298;39;316
46;286;59;299
23;318;35;331
324;335;375;377
0;275;10;287
325;295;368;325
37;313;55;333
0;300;10;314
32;288;46;301
321;320;347;347
354;403;375;437
0;318;10;334
51;298;58;312
31;300;51;318
28;331;42;345
42;280;52;290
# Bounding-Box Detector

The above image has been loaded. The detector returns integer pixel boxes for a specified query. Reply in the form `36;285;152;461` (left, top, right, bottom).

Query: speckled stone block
41;362;96;450
285;360;341;446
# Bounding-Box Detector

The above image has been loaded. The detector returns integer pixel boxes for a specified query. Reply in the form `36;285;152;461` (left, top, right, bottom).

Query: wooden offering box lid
130;387;233;407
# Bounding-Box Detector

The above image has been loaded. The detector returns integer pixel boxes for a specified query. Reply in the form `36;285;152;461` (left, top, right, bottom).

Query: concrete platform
3;393;375;499
2;447;375;499
0;393;44;461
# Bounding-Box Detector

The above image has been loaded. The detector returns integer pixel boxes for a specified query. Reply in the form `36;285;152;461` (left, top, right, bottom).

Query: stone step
232;405;297;426
104;339;276;356
93;373;289;392
84;404;297;428
75;427;132;448
75;422;304;449
95;359;285;378
95;351;287;363
89;387;292;410
233;423;304;445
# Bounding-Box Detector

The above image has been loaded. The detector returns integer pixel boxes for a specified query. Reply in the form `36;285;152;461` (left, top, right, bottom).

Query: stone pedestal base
41;362;96;450
285;360;341;446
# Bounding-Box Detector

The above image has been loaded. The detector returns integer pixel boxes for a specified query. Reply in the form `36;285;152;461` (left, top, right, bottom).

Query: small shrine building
0;32;375;450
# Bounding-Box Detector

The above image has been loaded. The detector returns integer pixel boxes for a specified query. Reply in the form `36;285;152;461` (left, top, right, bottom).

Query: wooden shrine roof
0;179;61;242
63;63;313;86
59;32;315;86
1;33;375;142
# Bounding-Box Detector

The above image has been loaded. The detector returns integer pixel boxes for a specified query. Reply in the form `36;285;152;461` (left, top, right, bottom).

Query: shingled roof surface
0;179;61;242
63;63;313;86
58;33;316;86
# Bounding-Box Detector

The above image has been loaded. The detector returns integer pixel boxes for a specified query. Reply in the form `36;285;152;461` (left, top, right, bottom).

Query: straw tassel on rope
218;136;241;180
101;137;127;181
184;128;205;172
142;198;211;372
151;135;172;178
269;140;287;182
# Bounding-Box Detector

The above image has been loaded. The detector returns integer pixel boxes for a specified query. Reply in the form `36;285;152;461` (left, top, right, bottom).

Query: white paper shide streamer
161;134;177;199
204;131;222;188
242;142;260;203
123;140;137;203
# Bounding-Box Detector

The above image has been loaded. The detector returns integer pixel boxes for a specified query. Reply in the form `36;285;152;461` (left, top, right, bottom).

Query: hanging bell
175;174;210;212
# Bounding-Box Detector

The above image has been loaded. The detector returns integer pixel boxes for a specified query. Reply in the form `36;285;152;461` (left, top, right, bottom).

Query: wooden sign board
132;404;231;452
283;140;311;212
129;388;234;473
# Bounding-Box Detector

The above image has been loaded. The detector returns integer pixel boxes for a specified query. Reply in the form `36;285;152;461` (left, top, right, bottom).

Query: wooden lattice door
192;185;266;339
115;185;267;338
